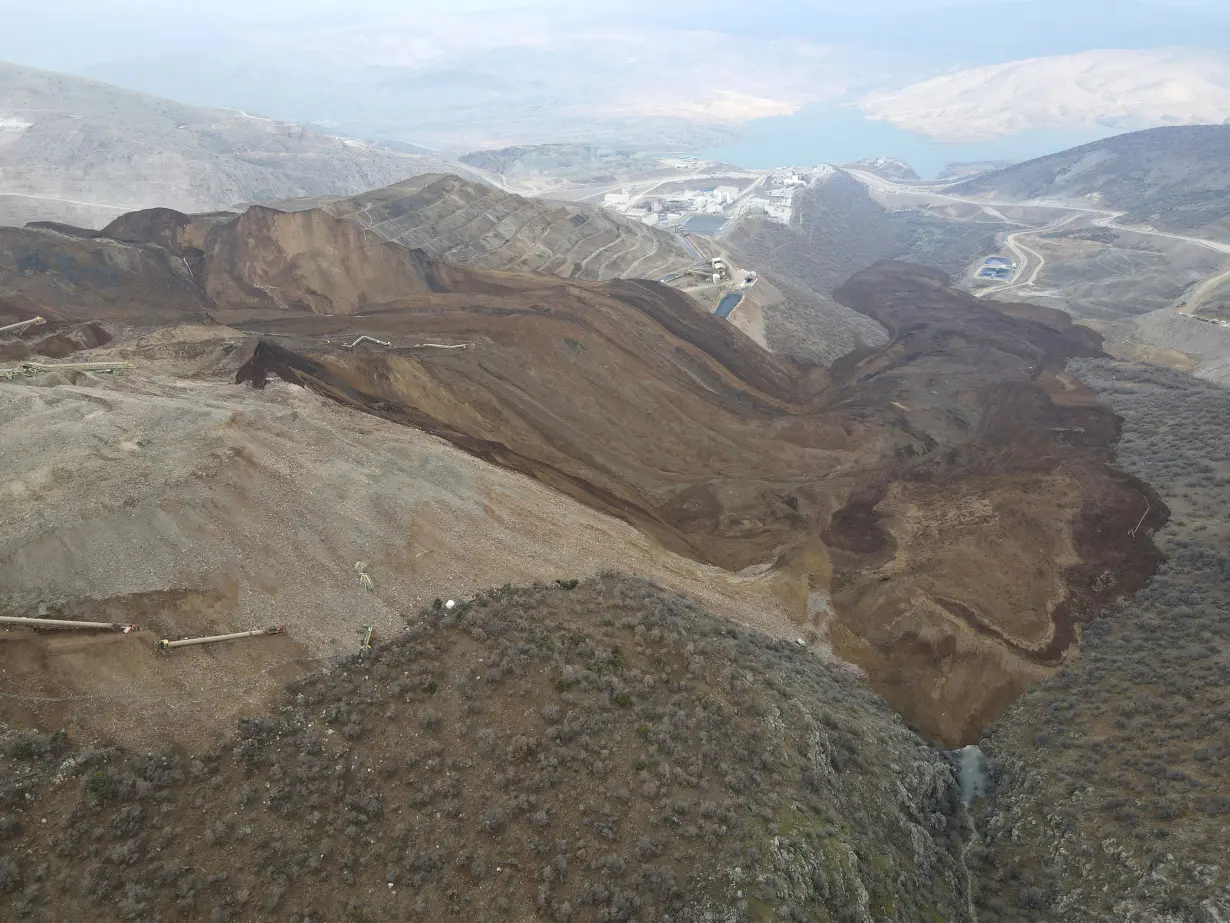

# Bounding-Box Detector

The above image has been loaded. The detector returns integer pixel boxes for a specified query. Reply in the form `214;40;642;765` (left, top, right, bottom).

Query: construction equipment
680;258;731;285
0;316;46;337
0;616;138;632
156;625;284;653
0;360;135;380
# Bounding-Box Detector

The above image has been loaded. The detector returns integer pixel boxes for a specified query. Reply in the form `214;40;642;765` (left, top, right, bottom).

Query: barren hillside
0;326;801;753
458;144;649;186
0;61;472;229
267;173;694;282
951;125;1230;239
724;172;1007;364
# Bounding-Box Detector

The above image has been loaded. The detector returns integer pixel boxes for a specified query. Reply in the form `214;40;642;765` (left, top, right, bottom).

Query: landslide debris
235;255;1162;744
0;576;973;923
0;200;1163;744
0;331;802;751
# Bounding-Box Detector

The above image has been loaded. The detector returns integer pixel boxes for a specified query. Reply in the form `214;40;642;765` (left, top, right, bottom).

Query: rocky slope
0;61;470;230
951;125;1230;239
266;173;694;282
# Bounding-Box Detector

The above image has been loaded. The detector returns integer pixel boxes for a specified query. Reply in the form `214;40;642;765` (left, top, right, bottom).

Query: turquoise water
704;103;1119;178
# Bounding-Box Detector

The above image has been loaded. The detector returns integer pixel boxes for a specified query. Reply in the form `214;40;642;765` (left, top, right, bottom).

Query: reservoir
704;103;1117;178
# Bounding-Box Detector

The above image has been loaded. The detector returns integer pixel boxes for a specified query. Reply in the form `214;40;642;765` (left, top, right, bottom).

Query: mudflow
0;195;1164;745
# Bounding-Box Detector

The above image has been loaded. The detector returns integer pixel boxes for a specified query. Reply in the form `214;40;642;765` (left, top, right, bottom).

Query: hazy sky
4;0;1229;70
2;0;1229;162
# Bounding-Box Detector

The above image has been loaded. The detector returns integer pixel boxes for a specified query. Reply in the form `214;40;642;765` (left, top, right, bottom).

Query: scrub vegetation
1;575;972;923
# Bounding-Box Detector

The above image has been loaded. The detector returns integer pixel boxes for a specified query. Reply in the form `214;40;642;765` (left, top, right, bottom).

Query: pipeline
156;625;284;653
343;335;392;349
0;360;135;379
21;360;134;374
0;616;138;632
0;316;46;336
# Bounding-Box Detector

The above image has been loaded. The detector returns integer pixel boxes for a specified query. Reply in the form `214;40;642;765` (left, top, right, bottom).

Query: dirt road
977;214;1079;299
844;168;1230;306
1180;265;1230;317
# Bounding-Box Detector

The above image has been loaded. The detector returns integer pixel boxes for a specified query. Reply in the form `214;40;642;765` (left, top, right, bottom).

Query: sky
4;0;1229;69
1;0;1228;168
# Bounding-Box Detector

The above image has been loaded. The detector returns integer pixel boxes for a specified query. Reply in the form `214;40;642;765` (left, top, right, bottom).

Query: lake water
704;103;1118;178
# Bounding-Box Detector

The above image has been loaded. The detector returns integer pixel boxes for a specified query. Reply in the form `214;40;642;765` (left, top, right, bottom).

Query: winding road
977;214;1079;299
844;168;1230;310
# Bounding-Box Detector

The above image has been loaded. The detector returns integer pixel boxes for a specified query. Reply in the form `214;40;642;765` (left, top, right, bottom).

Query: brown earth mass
0;201;1165;744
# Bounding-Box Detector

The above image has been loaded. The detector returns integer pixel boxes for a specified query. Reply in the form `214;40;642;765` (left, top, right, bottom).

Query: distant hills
459;145;646;185
0;61;475;229
951;125;1230;238
848;157;919;182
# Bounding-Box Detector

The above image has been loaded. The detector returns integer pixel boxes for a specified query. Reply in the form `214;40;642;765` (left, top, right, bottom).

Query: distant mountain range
0;61;478;229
